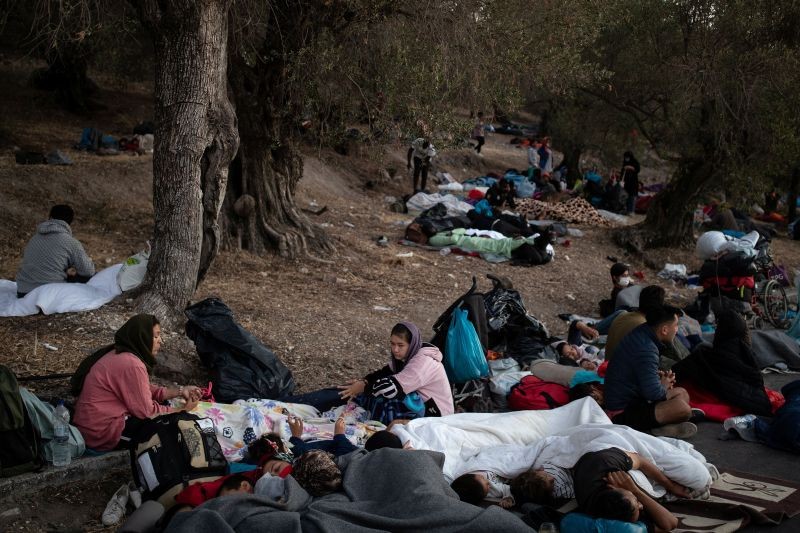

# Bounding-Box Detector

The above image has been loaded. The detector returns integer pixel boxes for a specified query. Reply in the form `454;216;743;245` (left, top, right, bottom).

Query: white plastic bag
117;242;150;291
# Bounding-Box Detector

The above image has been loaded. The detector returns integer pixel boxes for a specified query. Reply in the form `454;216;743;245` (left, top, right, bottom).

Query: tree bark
133;0;239;326
788;167;799;224
558;144;583;189
221;4;333;259
614;156;713;251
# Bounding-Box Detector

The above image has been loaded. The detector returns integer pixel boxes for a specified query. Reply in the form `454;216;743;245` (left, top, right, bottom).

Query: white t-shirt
411;138;437;160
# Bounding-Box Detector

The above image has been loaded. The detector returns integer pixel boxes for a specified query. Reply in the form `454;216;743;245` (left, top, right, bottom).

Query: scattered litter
343;222;355;228
439;247;452;256
319;222;333;228
455;256;465;261
376;236;389;247
0;508;20;518
41;342;59;351
259;271;268;277
384;196;397;204
309;201;319;208
566;294;576;301
373;305;393;311
299;267;310;274
396;252;414;258
658;263;687;281
447;273;456;279
566;228;584;237
564;255;571;261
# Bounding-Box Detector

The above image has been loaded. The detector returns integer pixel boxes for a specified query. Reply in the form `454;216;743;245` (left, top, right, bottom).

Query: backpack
507;375;569;411
129;412;227;507
0;365;45;477
405;222;428;244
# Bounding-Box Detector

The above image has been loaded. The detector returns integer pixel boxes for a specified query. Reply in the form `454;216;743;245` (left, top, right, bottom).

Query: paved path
690;373;799;532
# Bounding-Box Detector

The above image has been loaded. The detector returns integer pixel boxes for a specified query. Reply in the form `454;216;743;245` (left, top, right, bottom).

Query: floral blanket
189;399;378;462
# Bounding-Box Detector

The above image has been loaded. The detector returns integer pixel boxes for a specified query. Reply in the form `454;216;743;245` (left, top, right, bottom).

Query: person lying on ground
555;341;604;371
287;415;359;457
15;204;96;297
572;448;691;531
71;314;201;451
485;178;517;210
576;447;683;532
365;429;405;451
245;433;295;477
335;321;454;424
292;449;343;497
451;469;520;509
604;305;698;438
218;474;254;497
509;465;575;506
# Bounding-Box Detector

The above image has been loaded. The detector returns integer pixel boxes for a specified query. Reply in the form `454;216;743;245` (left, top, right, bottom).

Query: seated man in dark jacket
604;305;696;438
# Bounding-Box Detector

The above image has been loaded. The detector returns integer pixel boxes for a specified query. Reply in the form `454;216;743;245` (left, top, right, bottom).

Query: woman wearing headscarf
672;309;772;416
71;314;202;451
338;321;454;424
621;151;641;215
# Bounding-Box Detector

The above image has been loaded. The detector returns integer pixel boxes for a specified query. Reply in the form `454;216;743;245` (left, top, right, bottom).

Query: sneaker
722;414;759;442
651;422;698;439
376;236;389;247
690;408;706;423
102;483;129;526
128;481;142;510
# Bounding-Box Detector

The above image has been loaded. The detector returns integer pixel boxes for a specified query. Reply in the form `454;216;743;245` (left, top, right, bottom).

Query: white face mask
618;276;632;287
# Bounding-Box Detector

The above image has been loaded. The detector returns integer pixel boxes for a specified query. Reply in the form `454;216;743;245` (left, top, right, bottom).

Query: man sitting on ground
604;305;697;438
15;204;95;298
599;262;634;317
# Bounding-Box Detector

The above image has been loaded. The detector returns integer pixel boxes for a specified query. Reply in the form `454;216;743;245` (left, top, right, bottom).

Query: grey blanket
167;449;532;533
701;329;800;370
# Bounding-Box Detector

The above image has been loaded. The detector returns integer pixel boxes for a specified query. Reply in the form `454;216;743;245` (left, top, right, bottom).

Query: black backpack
129;412;227;505
0;365;45;477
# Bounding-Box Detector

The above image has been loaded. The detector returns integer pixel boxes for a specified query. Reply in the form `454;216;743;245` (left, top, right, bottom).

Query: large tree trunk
221;7;333;259
133;0;239;326
614;156;713;251
558;143;583;189
788;167;799;224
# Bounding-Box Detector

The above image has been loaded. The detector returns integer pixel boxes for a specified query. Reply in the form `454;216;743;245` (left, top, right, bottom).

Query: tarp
185;298;296;403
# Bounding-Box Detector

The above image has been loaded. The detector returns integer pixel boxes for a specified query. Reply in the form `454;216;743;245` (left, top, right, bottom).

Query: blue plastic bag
444;308;489;383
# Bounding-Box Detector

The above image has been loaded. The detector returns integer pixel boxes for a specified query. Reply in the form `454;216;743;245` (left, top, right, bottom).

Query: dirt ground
2;57;800;531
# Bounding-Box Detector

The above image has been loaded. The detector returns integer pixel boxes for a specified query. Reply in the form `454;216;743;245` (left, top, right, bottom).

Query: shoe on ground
652;422;698;439
722;414;759;442
690;408;706;423
102;483;130;526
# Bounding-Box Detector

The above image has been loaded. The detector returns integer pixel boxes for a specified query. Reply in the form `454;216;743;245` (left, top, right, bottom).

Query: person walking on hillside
15;204;96;297
472;112;488;155
407;137;437;193
621;151;641;215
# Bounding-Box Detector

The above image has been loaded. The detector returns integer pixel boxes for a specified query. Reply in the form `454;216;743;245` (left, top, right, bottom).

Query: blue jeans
568;309;624;343
279;388;344;412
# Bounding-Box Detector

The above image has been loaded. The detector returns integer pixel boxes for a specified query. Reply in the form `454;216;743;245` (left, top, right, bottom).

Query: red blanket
681;380;785;422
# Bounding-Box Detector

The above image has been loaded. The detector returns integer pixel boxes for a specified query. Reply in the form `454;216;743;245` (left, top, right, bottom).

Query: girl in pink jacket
339;321;454;424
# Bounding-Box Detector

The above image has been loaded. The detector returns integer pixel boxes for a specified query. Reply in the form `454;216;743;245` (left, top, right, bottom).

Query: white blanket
405;192;475;216
0;264;122;317
456;424;712;498
391;397;608;478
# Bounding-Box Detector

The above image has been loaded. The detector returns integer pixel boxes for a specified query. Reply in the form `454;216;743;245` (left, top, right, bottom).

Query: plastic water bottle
52;400;71;467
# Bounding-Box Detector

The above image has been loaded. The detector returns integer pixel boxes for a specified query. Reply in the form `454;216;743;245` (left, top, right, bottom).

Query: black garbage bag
185;298;295;403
